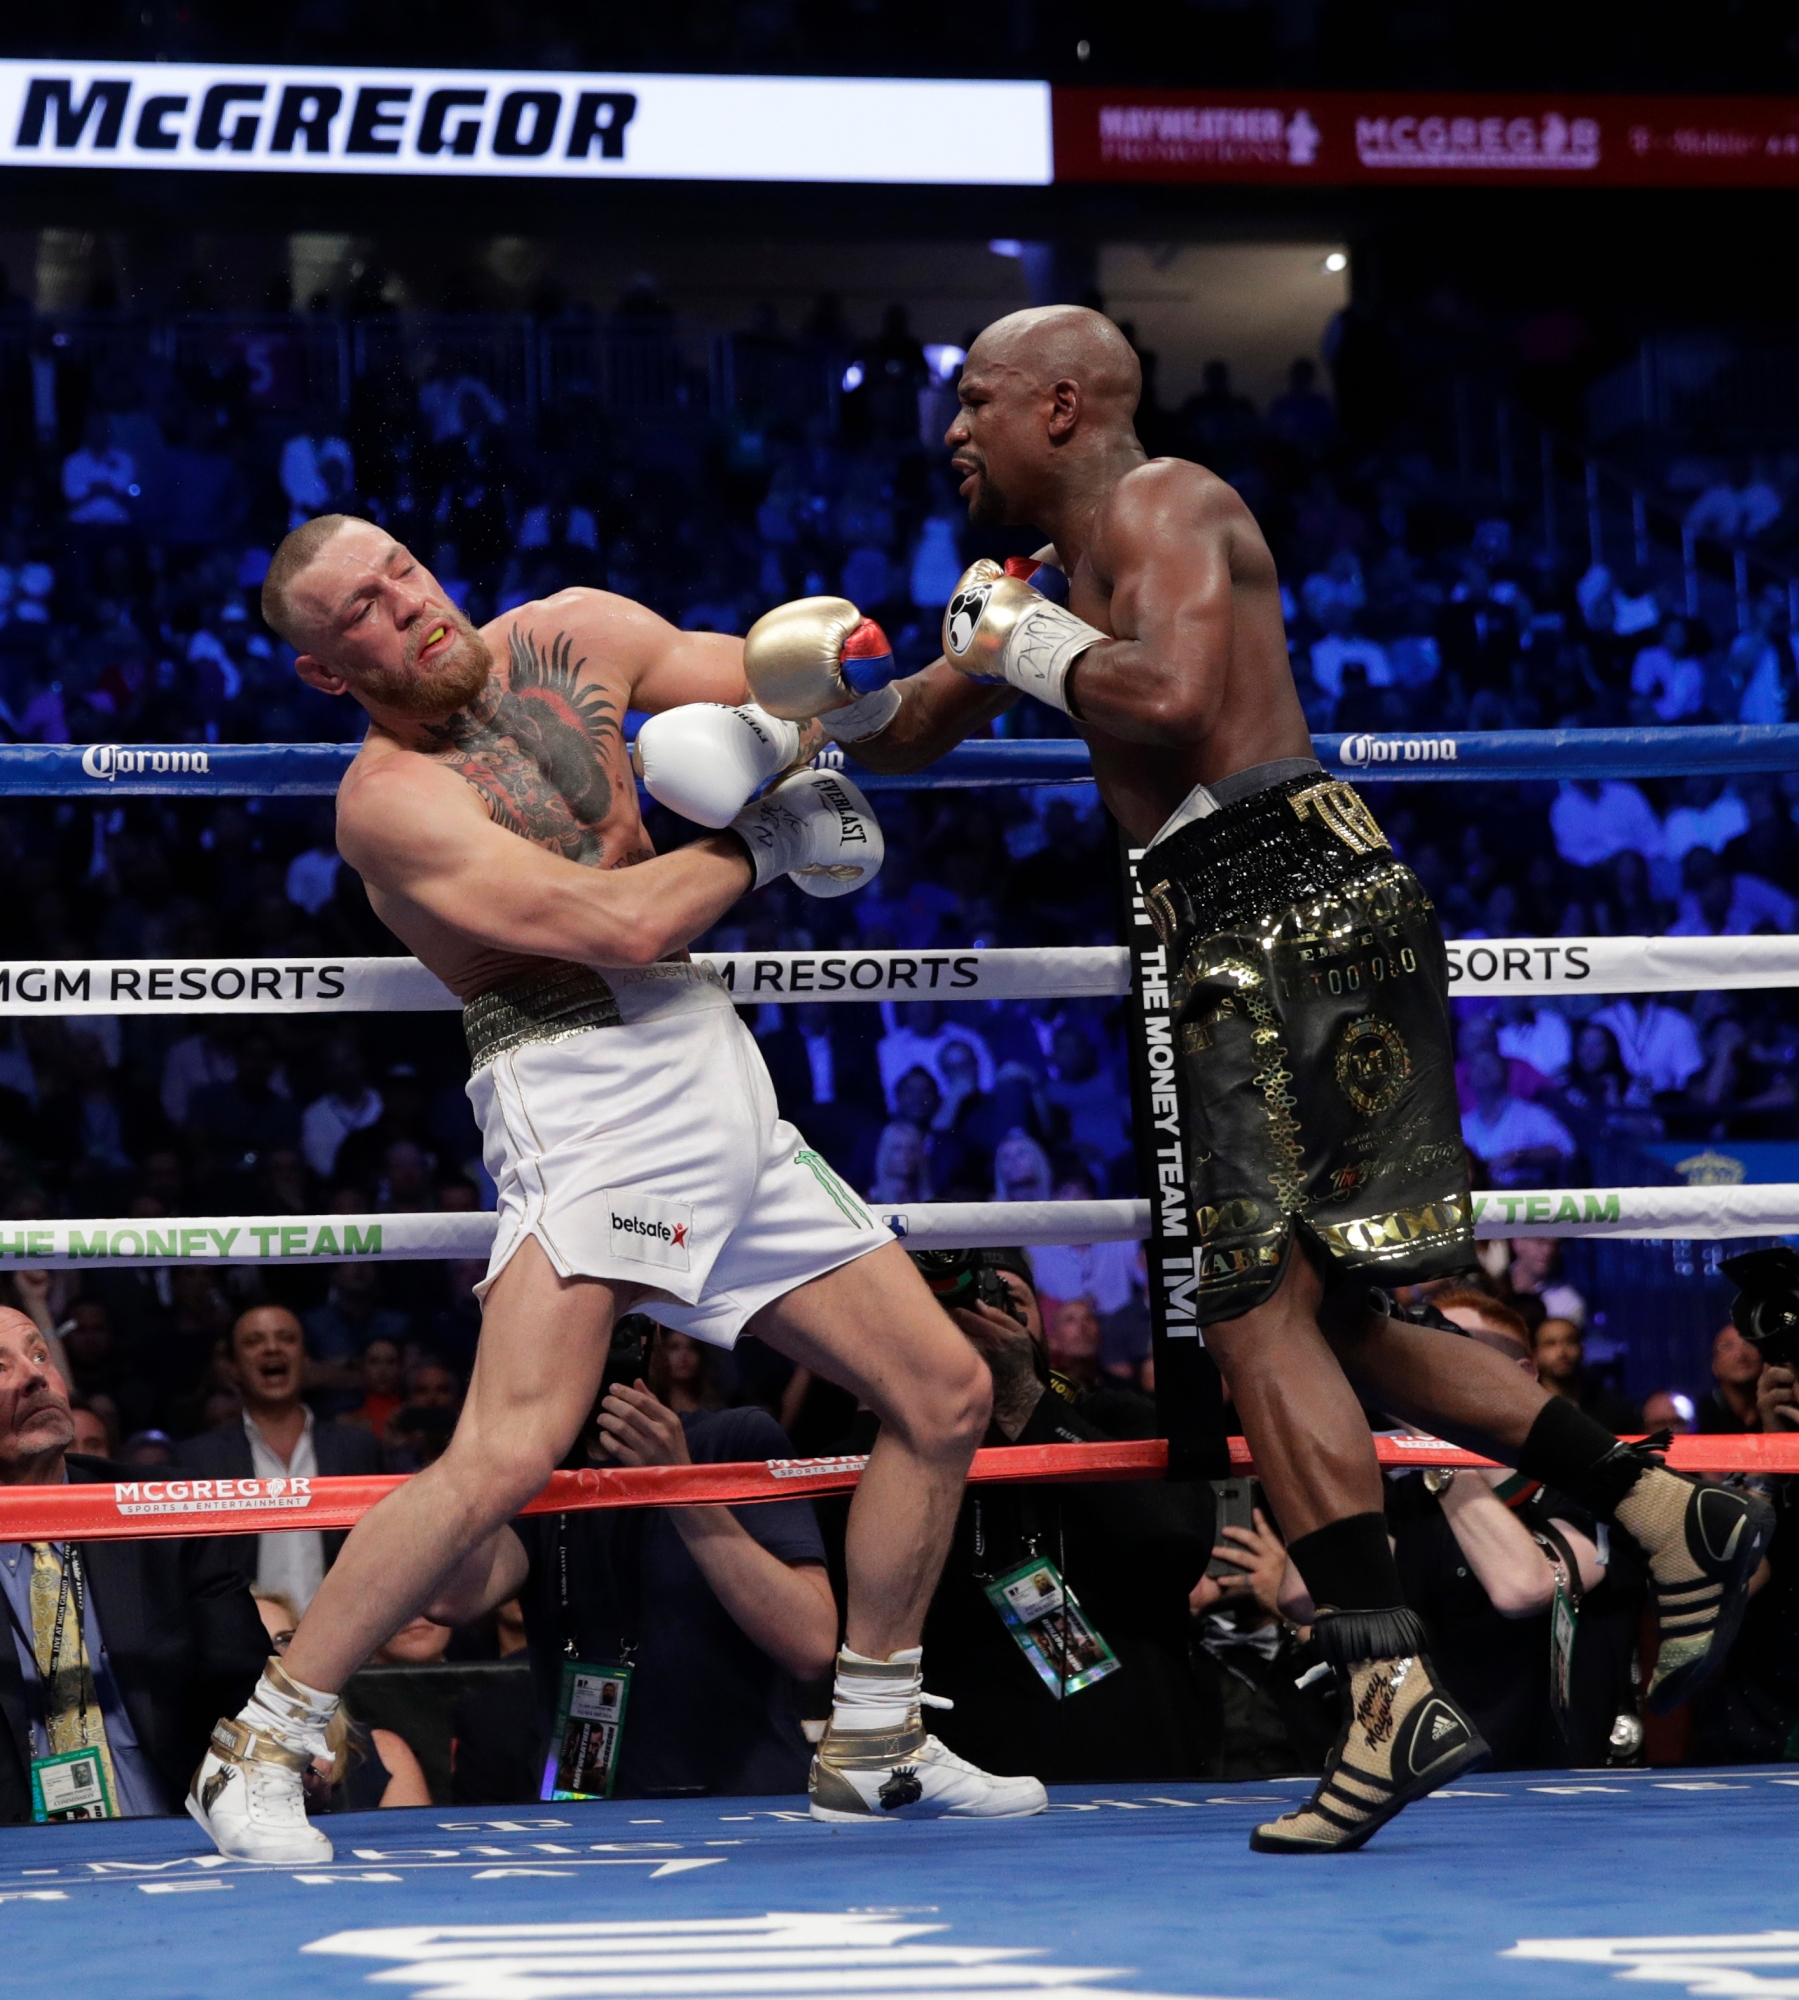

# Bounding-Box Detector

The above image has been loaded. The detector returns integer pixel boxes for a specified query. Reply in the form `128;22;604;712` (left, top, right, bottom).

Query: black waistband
1144;773;1393;940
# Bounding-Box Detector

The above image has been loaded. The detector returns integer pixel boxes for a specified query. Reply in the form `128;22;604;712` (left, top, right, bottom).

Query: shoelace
244;1761;311;1825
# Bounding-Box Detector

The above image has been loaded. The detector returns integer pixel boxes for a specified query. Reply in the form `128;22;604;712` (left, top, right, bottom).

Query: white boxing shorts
465;959;886;1347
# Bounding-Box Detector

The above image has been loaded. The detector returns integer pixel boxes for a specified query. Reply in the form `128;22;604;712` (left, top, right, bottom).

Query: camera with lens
1723;1248;1799;1369
910;1247;1026;1326
601;1313;654;1397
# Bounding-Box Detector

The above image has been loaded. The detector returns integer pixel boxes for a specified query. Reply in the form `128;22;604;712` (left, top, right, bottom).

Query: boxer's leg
190;1240;636;1862
1201;1255;1486;1856
751;1240;1046;1820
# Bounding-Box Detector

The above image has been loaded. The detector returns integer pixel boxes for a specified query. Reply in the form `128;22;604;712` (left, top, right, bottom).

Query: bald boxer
744;307;1772;1853
187;519;1043;1863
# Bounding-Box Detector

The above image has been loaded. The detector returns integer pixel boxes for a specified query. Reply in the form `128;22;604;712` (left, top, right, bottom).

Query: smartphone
1206;1477;1258;1578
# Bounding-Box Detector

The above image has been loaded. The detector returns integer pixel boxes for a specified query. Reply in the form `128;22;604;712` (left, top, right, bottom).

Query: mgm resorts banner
0;61;1051;184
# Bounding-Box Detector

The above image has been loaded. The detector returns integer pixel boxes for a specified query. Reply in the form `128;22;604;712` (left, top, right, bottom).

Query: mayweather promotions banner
0;61;1052;184
1052;90;1799;188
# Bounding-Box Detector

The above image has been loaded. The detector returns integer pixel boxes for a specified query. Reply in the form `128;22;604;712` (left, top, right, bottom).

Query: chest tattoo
429;628;630;865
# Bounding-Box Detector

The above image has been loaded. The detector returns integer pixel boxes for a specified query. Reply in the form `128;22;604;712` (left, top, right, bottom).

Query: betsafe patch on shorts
605;1194;694;1273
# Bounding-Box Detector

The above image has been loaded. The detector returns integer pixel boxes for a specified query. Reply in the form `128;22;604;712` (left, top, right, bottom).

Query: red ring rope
0;1433;1789;1544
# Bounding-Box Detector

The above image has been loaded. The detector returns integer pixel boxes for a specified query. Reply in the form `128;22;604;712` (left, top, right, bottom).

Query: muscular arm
832;661;1018;775
1060;464;1261;746
504;587;750;713
1437;1473;1607;1615
341;754;751;969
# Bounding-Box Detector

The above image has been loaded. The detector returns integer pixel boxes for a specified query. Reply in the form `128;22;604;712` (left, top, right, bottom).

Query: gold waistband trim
463;962;622;1069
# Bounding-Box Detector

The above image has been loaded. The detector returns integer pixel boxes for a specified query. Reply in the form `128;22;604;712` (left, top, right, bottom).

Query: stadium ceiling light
1324;251;1349;274
987;238;1025;259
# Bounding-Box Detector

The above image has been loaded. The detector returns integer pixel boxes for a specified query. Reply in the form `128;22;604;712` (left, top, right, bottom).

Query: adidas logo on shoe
1431;1711;1459;1742
1696;1488;1746;1565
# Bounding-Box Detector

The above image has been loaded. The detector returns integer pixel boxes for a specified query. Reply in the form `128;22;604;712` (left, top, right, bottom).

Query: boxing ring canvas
1;1773;1793;2000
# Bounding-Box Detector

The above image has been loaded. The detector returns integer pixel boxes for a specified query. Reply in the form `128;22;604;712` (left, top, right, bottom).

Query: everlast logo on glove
604;1195;694;1272
815;777;868;845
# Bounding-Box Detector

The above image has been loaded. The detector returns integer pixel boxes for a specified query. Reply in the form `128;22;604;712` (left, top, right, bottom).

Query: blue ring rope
6;725;1798;797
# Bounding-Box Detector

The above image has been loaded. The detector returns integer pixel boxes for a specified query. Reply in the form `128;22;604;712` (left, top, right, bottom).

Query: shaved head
964;306;1142;415
948;307;1146;529
262;512;357;648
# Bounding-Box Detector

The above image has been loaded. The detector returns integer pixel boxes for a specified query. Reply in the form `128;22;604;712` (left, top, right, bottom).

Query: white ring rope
0;1187;1789;1269
0;933;1790;1015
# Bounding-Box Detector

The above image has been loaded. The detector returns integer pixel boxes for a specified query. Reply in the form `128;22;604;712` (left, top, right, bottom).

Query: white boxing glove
633;703;802;829
729;767;884;899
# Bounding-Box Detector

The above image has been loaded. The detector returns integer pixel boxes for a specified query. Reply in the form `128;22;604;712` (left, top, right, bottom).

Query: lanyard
555;1510;645;1667
39;1544;91;1740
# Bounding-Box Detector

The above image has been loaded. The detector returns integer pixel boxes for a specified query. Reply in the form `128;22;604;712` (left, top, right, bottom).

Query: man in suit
755;1001;886;1192
176;1304;384;1616
0;1306;266;1820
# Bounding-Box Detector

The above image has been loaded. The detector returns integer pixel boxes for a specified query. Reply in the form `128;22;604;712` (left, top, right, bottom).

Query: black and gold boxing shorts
1142;761;1475;1326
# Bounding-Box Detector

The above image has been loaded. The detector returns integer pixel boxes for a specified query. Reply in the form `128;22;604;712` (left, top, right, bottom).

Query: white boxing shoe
809;1718;1047;1821
186;1717;334;1863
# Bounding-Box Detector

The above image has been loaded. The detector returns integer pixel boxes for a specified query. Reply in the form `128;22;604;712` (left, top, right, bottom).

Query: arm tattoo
425;627;631;865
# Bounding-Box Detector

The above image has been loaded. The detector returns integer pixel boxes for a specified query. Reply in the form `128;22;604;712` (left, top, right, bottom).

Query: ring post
1118;832;1229;1479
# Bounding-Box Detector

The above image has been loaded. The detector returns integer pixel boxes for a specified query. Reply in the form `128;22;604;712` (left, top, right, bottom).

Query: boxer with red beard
185;516;1044;1862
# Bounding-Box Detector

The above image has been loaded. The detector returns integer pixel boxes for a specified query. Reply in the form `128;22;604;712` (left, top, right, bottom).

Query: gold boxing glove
941;560;1106;713
742;595;904;742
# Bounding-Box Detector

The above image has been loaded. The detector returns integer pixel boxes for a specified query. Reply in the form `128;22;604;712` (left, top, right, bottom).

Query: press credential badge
31;1745;116;1823
542;1660;632;1801
983;1557;1120;1699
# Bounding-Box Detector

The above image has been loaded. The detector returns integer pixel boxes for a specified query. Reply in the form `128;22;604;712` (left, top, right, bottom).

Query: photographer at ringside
819;1248;1216;1783
1690;1252;1799;1762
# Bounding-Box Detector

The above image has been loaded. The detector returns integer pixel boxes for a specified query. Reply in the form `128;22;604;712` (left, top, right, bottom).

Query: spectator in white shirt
279;431;355;530
517;499;599;552
1300;550;1365;627
1662;777;1751;866
1461;1049;1578;1187
1549;779;1663;870
1495;998;1573;1081
301;1034;384;1182
1631;617;1708;722
62;416;138;526
1590;996;1705;1095
1029;1168;1143;1321
1306;603;1392;702
284;806;342;917
876;1001;993;1112
1684;479;1744;544
1724;588;1791;723
909;512;964;609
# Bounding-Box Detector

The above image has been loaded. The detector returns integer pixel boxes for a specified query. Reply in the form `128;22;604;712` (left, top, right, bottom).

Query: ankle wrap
1519;1397;1665;1516
1315;1606;1429;1670
1289;1511;1406;1614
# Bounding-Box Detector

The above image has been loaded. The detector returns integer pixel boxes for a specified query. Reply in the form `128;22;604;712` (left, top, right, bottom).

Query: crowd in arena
0;276;1791;1816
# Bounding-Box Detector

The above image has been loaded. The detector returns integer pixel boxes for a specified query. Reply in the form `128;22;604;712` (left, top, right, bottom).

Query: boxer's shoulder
482;585;678;671
335;736;483;867
1103;454;1254;530
1083;459;1265;597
